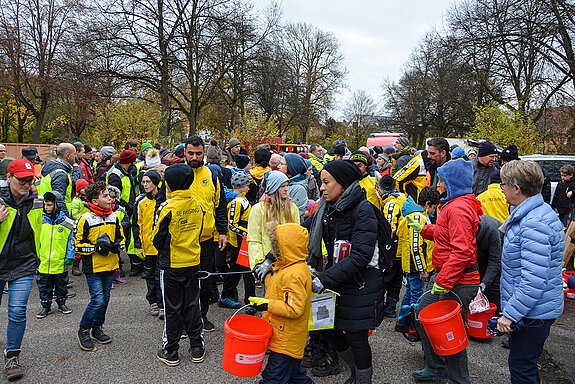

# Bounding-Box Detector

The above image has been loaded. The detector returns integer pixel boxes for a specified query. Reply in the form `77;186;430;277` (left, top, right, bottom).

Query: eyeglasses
13;175;34;185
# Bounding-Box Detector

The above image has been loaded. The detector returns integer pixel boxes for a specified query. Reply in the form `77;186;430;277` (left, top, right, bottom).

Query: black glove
110;242;121;254
251;303;268;312
95;233;112;256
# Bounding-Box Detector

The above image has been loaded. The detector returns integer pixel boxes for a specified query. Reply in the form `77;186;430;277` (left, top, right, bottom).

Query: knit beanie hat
478;141;497;157
145;148;161;168
350;151;368;166
100;146;115;159
84;144;92;154
384;146;395;155
0;157;14;180
489;169;502;184
396;137;410;148
265;171;288;195
322;160;363;190
254;148;271;167
75;179;89;192
165;163;193;191
269;154;283;169
284;153;307;176
206;140;222;164
160;148;171;158
303;159;312;169
141;141;153;152
228;138;241;150
379;174;396;195
332;145;346;156
143;170;162;186
500;144;519;162
234;154;250;170
173;143;185;158
231;171;251;190
451;146;466;159
44;191;57;203
119;150;137;164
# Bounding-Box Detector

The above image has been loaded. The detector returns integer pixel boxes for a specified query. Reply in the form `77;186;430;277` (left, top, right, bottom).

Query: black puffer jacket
0;183;40;281
314;182;384;331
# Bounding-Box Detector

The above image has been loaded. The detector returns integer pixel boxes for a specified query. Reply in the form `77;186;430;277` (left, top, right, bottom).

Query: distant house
530;106;575;153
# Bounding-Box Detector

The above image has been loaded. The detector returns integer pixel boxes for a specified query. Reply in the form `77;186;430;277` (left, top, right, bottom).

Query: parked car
366;132;403;149
520;154;575;199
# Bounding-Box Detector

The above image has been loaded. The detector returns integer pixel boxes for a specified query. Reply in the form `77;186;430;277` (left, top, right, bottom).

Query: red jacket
421;194;483;289
80;158;94;184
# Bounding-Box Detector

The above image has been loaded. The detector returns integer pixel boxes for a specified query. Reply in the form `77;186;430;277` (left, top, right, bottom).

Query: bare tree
343;90;378;149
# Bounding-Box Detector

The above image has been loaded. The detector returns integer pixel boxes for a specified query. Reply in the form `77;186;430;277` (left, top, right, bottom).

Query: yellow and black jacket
382;192;407;259
227;192;251;249
74;209;125;274
132;192;158;256
477;183;510;223
397;197;433;274
393;153;427;201
358;175;381;210
152;189;204;268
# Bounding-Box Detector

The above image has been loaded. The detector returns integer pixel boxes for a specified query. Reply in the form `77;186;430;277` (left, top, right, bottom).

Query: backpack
351;200;396;271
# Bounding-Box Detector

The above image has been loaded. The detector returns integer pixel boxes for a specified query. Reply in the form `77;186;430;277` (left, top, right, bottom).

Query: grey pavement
0;270;570;384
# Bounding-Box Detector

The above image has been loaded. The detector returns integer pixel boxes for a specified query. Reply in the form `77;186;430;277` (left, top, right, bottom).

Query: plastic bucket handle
415;289;464;323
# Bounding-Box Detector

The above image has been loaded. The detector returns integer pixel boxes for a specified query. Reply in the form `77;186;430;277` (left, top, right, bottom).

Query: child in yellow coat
248;223;312;383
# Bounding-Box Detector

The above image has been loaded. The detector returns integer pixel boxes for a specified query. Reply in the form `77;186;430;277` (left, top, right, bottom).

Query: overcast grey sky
251;0;456;117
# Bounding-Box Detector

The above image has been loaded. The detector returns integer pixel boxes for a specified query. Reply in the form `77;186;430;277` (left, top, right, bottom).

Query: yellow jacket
152;189;204;268
247;201;300;268
263;223;312;359
397;211;434;274
74;210;125;273
393;154;427;201
358;176;381;209
382;193;407;258
227;192;251;248
477;183;510;223
133;193;158;256
188;166;227;242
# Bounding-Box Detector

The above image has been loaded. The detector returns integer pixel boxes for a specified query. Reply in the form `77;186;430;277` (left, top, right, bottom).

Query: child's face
142;176;157;194
79;188;86;196
93;189;112;209
423;203;439;214
44;200;55;214
561;172;572;182
235;184;250;194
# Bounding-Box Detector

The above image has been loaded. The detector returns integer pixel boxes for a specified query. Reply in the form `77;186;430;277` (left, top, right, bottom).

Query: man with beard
426;138;451;188
184;136;228;332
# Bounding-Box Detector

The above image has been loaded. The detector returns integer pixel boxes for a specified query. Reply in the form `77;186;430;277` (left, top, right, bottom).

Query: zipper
47;224;54;272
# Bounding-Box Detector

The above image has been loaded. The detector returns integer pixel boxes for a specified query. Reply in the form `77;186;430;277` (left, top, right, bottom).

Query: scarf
307;197;327;271
87;202;113;217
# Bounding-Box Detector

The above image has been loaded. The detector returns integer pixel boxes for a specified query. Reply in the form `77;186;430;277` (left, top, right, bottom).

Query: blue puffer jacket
500;194;564;322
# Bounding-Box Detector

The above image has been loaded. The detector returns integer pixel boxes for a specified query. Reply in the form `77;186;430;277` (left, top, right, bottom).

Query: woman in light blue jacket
498;160;564;384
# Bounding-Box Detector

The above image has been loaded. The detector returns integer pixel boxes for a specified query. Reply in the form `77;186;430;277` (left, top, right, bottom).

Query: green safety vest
0;196;43;257
106;166;131;206
37;169;73;210
37;216;74;274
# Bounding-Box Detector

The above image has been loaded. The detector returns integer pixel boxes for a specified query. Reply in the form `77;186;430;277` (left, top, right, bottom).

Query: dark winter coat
309;182;384;331
552;178;575;215
471;157;500;196
476;214;502;289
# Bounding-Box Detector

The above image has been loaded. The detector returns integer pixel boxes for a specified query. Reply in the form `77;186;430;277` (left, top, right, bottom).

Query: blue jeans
80;272;113;328
260;351;313;384
37;272;69;307
559;213;569;228
509;318;554;384
397;272;425;326
0;275;34;352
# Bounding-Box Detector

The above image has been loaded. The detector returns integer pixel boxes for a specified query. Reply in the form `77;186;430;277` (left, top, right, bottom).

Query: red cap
119;150;137;164
8;159;35;179
76;179;89;192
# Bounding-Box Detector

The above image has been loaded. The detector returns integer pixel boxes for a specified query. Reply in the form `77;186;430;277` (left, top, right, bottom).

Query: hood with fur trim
267;223;309;270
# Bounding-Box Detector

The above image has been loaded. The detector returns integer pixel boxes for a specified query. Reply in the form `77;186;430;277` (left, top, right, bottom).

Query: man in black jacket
476;214;503;309
0;159;43;380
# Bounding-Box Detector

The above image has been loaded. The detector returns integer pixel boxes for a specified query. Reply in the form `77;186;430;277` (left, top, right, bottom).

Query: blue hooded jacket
437;158;473;204
500;193;564;322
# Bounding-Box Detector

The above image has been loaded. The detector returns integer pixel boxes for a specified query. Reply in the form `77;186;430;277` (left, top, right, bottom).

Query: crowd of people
0;136;568;384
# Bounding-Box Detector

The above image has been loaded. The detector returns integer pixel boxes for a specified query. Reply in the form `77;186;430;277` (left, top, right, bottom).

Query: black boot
339;348;356;384
301;341;325;368
78;326;95;351
91;325;112;344
311;349;342;377
382;297;398;318
36;307;51;319
355;366;373;384
129;263;143;277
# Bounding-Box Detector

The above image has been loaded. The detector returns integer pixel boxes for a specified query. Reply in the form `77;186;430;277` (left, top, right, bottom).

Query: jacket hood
402;195;425;216
289;174;308;185
393;146;412;160
438;158;473;203
250;166;270;181
44;190;67;219
206;163;223;179
41;158;72;177
332;181;365;212
0;182;36;208
268;223;309;270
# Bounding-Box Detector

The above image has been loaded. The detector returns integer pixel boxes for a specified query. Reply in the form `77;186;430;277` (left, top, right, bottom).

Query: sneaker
78;326;95;351
36;307;51;319
311;350;342;377
218;297;241;309
91;325;112;344
191;347;205;363
203;318;215;332
158;309;165;320
412;369;448;381
394;321;406;333
150;303;159;316
4;351;23;381
72;264;81;276
157;349;179;367
58;304;72;314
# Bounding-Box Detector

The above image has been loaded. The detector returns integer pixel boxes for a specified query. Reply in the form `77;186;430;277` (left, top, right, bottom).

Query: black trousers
199;240;215;319
215;244;256;304
327;329;372;370
144;254;162;308
260;351;313;384
37;272;68;308
383;258;403;302
160;266;203;353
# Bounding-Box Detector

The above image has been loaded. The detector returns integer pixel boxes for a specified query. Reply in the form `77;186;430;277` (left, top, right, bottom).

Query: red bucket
563;271;575;299
222;314;272;377
419;300;468;356
466;303;497;338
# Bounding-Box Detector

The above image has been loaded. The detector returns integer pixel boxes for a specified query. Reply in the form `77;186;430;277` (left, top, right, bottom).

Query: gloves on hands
135;248;146;261
111;242;121;254
248;297;269;312
311;277;324;294
252;259;274;281
64;259;74;265
431;282;449;295
406;216;424;233
95;233;112;256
